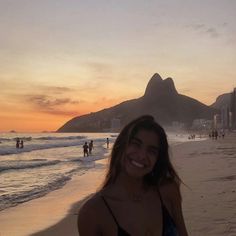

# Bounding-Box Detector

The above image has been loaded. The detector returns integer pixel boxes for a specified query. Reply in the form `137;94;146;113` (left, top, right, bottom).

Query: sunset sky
0;0;235;132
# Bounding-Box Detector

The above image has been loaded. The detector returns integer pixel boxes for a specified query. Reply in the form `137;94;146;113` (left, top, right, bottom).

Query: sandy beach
0;133;236;236
173;133;236;236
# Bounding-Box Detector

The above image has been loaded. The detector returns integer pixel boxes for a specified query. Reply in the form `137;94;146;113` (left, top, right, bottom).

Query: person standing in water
16;138;20;148
83;142;89;157
89;140;93;155
78;115;188;236
20;139;24;148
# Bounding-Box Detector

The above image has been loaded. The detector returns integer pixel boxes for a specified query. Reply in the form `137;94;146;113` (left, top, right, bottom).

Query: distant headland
57;73;226;132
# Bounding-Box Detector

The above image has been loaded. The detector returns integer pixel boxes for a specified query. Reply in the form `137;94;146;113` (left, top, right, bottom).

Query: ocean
0;132;192;211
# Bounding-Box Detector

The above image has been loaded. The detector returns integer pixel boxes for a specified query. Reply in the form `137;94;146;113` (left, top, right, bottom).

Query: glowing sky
0;0;235;132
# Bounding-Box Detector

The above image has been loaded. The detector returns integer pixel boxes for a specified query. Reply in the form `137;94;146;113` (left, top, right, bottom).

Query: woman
78;115;188;236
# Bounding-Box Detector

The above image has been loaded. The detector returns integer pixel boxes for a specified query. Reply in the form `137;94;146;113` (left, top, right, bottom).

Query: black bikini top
101;192;178;236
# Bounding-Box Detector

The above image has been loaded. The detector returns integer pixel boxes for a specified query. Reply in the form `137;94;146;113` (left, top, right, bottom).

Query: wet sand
0;159;107;236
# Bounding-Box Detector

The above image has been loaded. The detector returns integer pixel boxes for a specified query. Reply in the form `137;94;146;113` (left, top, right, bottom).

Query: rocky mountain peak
144;74;178;98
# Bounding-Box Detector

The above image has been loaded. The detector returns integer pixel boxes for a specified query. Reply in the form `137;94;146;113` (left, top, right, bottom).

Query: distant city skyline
0;0;235;132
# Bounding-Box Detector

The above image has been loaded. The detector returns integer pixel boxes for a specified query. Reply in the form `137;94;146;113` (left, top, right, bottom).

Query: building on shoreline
220;105;230;130
213;88;236;131
192;119;213;130
229;88;236;130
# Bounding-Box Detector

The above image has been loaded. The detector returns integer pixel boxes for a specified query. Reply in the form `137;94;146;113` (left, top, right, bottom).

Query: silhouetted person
106;138;109;148
89;140;93;154
211;130;215;139
20;140;24;149
16;138;20;148
83;142;89;157
222;132;225;139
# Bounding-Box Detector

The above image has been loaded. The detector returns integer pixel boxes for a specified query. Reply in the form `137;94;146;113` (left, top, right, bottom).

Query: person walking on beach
222;131;225;139
220;129;225;139
211;130;215;139
89;140;93;155
83;142;89;157
78;115;188;236
106;137;109;148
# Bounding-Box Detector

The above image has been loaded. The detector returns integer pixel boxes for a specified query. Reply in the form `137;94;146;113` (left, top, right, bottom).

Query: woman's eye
130;141;140;147
148;149;158;156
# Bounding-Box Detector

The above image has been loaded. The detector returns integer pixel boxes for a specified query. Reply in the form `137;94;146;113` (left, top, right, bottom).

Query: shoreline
0;158;108;236
1;134;236;236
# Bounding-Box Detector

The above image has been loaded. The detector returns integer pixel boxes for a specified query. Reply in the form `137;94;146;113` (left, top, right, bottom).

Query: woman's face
122;129;160;179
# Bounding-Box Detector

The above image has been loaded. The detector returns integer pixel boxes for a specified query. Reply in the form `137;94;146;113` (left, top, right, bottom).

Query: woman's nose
137;147;147;160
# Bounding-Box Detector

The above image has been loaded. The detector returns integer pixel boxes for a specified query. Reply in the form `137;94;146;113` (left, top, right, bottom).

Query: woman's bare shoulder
78;193;105;235
159;179;181;202
79;192;103;215
78;192;104;228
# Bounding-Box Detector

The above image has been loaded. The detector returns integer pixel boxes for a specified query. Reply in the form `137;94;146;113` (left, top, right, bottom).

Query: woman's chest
101;200;163;236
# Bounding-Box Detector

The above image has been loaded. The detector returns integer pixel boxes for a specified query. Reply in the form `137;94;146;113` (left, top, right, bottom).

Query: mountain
210;93;231;109
57;73;217;132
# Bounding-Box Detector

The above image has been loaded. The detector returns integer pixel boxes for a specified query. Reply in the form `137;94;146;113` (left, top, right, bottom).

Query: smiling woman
78;115;189;236
123;129;160;180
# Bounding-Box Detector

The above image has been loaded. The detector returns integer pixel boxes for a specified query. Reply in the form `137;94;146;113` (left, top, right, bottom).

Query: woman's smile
129;158;146;168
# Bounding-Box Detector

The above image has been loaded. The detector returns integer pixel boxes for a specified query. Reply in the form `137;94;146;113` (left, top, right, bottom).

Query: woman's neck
115;172;148;201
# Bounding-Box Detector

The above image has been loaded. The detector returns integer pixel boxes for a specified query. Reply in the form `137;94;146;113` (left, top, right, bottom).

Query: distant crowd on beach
188;134;196;140
16;138;24;148
188;129;226;140
82;138;109;157
209;130;225;140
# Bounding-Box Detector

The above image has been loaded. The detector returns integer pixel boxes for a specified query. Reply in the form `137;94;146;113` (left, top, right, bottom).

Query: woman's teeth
130;160;145;168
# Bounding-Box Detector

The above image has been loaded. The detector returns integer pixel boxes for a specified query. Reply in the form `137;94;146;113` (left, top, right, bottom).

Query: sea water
0;132;192;211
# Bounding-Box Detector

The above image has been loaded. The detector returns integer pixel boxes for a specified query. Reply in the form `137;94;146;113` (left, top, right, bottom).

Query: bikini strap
101;196;119;226
157;188;164;206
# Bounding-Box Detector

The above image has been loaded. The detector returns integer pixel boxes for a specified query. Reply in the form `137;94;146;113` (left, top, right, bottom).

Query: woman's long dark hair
101;115;182;189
